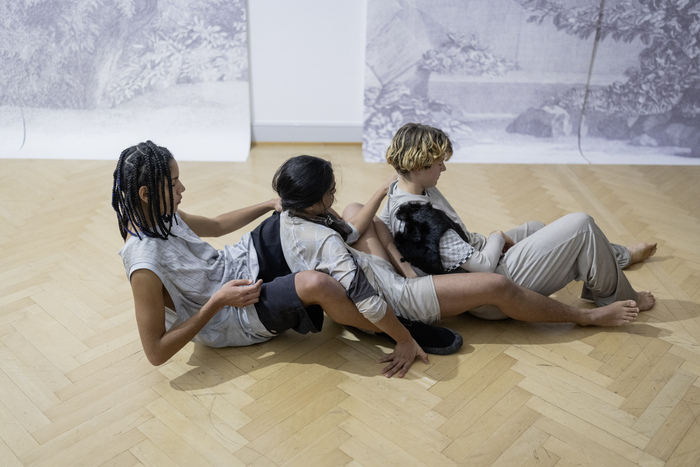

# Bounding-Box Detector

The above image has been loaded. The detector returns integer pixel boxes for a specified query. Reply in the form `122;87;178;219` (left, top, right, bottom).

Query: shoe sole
421;329;463;355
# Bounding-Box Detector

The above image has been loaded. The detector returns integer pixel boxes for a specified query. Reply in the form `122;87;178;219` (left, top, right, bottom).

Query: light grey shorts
352;248;441;324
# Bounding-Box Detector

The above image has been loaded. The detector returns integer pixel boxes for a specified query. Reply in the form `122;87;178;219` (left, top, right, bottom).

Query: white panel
248;0;366;137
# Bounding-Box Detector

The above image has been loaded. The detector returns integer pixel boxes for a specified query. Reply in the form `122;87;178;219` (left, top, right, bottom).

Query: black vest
250;212;292;282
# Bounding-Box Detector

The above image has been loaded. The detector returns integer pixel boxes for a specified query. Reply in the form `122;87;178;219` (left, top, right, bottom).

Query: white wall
248;0;366;142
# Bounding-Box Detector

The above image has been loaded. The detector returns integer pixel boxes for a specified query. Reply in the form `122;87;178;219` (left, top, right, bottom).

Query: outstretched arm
131;269;262;365
179;198;281;238
344;174;397;236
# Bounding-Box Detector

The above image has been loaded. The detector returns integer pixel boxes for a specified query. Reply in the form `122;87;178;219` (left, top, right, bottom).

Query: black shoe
378;317;463;355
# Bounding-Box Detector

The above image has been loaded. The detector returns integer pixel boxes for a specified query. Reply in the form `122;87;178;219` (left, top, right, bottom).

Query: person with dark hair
112;141;463;378
379;122;657;315
273;154;645;329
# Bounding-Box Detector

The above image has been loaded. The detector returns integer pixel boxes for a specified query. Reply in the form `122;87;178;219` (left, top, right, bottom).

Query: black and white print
364;0;700;164
0;0;250;160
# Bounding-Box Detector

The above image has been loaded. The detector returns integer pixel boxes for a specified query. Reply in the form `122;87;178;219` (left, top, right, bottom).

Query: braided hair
111;141;177;241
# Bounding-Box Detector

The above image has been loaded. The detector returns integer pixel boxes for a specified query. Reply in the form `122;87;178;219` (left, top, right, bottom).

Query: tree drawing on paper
0;0;248;109
364;31;518;160
512;0;700;153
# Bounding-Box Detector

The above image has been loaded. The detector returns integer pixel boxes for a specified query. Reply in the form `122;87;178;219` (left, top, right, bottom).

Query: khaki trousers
497;213;636;307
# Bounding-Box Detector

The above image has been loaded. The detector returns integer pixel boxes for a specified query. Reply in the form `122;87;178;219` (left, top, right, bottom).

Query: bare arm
131;269;262;365
179;198;280;238
373;306;429;378
374;217;417;278
345;174;397;236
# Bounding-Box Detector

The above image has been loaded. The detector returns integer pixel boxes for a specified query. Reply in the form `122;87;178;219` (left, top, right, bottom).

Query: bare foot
636;290;655;311
626;242;657;268
580;300;639;326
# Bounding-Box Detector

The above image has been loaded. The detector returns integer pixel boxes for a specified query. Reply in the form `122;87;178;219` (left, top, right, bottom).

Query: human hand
214;279;262;308
377;338;429;378
270;197;282;212
379;173;399;194
490;230;515;253
502;233;515;253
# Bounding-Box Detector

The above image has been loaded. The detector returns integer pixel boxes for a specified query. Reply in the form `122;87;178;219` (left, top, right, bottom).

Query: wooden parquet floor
1;143;699;466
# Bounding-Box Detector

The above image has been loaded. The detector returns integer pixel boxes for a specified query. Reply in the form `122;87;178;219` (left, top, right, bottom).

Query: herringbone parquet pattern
1;144;699;466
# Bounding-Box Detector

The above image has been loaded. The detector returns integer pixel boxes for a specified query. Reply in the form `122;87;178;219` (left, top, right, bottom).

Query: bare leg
342;207;641;327
626;243;657;267
342;203;393;262
294;271;459;368
433;273;639;326
343;203;417;278
294;271;382;332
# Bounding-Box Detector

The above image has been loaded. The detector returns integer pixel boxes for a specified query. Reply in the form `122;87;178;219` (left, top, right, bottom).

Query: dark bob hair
272;155;335;212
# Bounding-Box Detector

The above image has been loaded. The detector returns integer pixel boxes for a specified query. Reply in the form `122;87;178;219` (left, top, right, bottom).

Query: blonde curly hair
385;123;453;173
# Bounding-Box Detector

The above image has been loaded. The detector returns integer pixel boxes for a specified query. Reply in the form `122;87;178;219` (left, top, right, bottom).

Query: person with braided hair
379;123;657;316
112;141;464;378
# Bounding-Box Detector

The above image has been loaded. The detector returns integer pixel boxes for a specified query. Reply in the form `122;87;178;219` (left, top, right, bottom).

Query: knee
532;220;546;231
295;271;345;303
565;212;594;229
342;202;364;219
483;274;519;303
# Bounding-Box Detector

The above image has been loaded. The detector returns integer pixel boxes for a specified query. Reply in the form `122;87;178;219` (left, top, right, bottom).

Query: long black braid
111;141;177;241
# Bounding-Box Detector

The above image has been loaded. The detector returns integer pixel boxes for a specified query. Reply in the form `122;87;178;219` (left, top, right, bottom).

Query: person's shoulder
118;236;136;261
386;179;399;196
280;210;326;238
119;233;161;267
280;210;300;230
174;211;190;228
119;231;149;252
425;187;453;207
390;186;430;211
425;186;444;197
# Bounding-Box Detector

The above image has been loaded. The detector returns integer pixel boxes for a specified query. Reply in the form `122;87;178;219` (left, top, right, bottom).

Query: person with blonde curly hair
379;122;657;315
385;122;454;174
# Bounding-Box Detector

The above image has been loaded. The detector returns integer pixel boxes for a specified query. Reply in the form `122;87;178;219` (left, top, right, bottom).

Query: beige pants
470;213;634;320
497;213;636;307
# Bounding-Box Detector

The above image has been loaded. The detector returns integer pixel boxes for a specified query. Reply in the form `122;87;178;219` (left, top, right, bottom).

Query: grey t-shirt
118;213;272;347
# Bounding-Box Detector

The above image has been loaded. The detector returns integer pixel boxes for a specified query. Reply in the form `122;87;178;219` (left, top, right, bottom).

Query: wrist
393;327;412;345
206;294;226;314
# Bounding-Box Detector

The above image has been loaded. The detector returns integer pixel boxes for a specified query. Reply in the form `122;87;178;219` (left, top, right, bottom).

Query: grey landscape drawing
364;0;700;164
0;0;251;161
